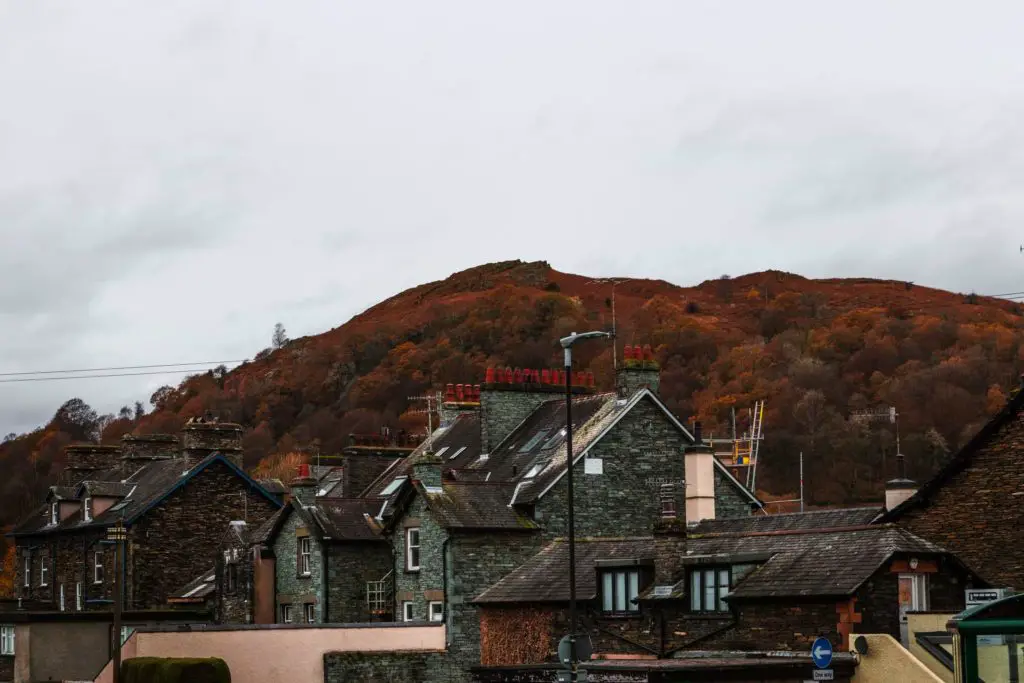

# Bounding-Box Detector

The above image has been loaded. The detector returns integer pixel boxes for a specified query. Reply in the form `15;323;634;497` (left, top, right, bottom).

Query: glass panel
703;571;715;612
690;571;701;611
628;571;639;611
615;572;627;612
717;569;730;611
602;573;614;612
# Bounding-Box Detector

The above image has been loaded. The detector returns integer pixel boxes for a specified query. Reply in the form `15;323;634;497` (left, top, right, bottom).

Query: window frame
50;503;59;526
59;584;65;611
659;483;677;518
406;528;421;572
281;605;293;624
94;550;104;585
600;568;642;614
429;601;444;623
299;537;312;577
0;625;14;656
304;603;315;624
83;497;93;522
689;566;732;613
402;601;415;622
226;563;238;595
76;582;82;611
23;552;30;588
40;558;48;587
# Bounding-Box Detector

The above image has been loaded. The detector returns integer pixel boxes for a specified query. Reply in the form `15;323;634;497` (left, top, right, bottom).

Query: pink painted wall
94;625;444;683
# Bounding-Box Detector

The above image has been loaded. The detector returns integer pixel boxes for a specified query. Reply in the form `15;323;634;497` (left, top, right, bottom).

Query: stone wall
705;600;842;651
217;530;254;624
536;396;690;539
327;542;392;622
0;655;10;683
392;495;448;623
713;467;755;519
324;651;456;683
130;460;279;609
898;411;1024;588
272;508;322;623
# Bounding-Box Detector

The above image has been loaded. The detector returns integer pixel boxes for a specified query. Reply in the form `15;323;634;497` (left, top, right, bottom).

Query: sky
2;0;1024;436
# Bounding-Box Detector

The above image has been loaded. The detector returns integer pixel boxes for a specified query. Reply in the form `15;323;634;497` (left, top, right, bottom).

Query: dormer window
83;497;93;522
50;503;58;526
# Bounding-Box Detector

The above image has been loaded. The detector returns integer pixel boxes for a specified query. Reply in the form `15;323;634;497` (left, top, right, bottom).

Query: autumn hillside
3;260;1024;538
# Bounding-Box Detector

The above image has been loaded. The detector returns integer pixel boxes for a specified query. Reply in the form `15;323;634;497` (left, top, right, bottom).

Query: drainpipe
442;537;451;649
321;541;329;624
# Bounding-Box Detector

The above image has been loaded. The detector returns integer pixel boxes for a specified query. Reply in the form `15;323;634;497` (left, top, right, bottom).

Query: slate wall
272;508;322;623
897;411;1024;589
705;600;842;651
0;655;10;683
713;468;754;519
130;461;278;610
217;533;253;624
392;495;447;623
327;542;392;622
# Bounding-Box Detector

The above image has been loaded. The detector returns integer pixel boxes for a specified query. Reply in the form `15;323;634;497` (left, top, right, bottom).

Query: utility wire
0;360;245;378
0;369;229;384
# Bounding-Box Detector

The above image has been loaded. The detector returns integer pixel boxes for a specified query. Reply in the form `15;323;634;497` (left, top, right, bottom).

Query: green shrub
121;657;230;683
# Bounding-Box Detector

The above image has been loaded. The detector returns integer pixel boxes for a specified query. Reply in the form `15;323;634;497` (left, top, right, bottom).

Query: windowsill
94;581;103;585
406;568;421;574
299;573;312;578
599;612;643;620
687;611;733;620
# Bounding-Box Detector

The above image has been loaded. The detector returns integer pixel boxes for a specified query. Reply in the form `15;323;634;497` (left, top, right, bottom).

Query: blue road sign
811;637;833;669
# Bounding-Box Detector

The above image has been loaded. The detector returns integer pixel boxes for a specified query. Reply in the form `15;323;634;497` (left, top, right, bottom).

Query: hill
2;260;1023;533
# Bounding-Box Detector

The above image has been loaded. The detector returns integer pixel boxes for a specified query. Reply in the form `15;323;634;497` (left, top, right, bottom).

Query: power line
0;369;226;384
0;360;245;378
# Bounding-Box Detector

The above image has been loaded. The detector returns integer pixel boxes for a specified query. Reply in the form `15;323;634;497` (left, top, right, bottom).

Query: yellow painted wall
851;633;945;683
907;613;955;683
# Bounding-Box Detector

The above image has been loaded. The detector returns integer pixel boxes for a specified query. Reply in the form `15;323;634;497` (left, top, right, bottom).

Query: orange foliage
0;541;14;599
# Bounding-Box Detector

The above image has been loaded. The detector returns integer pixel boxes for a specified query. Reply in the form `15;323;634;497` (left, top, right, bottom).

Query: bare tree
272;323;289;350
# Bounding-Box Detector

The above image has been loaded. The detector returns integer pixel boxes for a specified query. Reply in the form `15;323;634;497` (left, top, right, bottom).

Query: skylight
449;446;467;460
380;476;408;497
541;428;567;451
435;446;449;458
523;464;544;479
518;430;550;453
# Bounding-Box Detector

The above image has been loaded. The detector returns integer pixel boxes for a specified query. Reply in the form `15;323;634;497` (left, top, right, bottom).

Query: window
380;477;407;497
0;625;14;656
281;605;293;624
94;551;104;584
120;626;134;645
76;582;82;611
601;569;641;613
59;584;65;611
50;503;58;526
523;463;544;479
449;446;467;461
518;430;549;453
406;528;421;571
402;601;415;622
40;559;48;587
299;537;312;576
23;553;30;588
690;567;731;612
659;484;677;518
226;564;238;594
304;603;315;624
429;601;444;622
83;497;93;522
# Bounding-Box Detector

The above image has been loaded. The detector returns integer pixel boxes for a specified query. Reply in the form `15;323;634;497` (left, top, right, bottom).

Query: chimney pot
456;384;465;401
446;384;456;401
693;421;703;443
513;368;523;383
485;367;495;383
541;369;551;384
504;367;514;383
643;344;654;361
298;463;310;478
623;344;633;360
587;371;595;387
473;385;481;400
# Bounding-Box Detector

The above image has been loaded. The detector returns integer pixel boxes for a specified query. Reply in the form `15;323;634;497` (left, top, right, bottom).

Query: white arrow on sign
813;645;831;659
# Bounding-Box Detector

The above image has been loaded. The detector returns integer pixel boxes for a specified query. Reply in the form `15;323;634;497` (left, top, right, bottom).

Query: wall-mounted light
909;558;919;570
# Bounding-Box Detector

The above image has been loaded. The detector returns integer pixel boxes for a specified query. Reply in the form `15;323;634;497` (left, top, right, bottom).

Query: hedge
121;657;231;683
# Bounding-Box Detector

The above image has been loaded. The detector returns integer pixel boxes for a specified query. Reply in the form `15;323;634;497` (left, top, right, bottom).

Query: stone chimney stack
181;418;244;469
63;444;121;486
411;452;444;490
289;463;317;506
885;453;918;511
615;344;661;397
121;433;178;471
440;382;482;426
479;367;595;453
684;422;716;525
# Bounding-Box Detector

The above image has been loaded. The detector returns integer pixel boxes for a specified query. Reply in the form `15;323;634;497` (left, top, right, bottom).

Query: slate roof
47;486;78;501
258;478;287;495
685;524;951;599
315;468;346;498
474;538;654;604
169;567;216;601
423;482;538;530
688;507;883;535
80;481;136;498
250;505;289;545
307;498;384;541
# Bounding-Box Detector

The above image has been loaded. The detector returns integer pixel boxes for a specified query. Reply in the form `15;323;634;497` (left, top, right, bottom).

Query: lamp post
559;330;612;682
107;521;127;683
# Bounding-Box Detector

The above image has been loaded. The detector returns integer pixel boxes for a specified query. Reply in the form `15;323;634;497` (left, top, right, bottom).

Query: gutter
442;536;452;649
321;539;329;624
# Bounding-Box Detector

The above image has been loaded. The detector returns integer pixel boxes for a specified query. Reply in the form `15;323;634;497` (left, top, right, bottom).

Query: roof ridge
691;523;886;540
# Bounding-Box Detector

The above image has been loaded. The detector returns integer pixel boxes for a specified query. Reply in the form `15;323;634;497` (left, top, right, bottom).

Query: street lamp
107;521;127;683
559;330;612;682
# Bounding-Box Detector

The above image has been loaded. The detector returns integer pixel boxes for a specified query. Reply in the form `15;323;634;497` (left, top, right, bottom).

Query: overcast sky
2;1;1023;436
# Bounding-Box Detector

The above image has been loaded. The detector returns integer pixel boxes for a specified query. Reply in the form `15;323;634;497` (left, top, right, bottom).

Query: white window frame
601;568;641;613
59;584;65;611
299;537;312;576
40;558;48;587
83;497;93;522
406;528;421;572
76;582;82;611
23;553;30;588
0;625;14;656
429;601;444;622
50;503;58;526
304;603;315;624
402;601;415;622
94;551;104;584
281;605;293;624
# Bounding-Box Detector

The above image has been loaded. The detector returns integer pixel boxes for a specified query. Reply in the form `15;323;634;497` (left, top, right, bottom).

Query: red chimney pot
473;385;481;400
504;367;514;383
623;344;633;360
643;344;654;361
485;367;495;383
445;383;456;401
456;384;464;401
298;463;310;478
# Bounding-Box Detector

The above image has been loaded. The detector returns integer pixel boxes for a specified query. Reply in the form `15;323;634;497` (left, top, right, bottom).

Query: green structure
949;592;1024;682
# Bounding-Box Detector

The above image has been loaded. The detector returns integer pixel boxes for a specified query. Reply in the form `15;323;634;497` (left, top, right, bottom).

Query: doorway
899;573;928;647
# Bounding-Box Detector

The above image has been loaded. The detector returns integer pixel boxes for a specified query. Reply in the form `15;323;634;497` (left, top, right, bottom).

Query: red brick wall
898;412;1024;588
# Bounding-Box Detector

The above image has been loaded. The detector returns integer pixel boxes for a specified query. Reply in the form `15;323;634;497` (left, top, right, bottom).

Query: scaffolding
710;401;766;491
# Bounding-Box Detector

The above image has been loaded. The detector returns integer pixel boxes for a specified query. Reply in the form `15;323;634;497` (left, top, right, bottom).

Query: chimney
181;420;244;469
289;463;317;506
62;444;122;486
121;434;178;471
480;367;591;452
440;381;482;426
615;344;661;397
684;422;715;524
411;452;444;491
885;453;918;511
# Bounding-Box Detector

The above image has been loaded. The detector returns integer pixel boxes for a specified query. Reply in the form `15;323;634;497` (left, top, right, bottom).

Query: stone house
879;381;1024;589
8;424;282;614
473;507;984;668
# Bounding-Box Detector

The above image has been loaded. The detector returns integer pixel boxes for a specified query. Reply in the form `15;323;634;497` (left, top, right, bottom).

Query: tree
272;323;289;350
52;398;99;441
0;544;14;598
134;401;146;420
150;386;175;410
118;405;133;420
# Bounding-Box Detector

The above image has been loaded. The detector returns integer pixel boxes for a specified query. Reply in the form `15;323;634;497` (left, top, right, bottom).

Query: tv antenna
587;278;628;370
408;391;442;453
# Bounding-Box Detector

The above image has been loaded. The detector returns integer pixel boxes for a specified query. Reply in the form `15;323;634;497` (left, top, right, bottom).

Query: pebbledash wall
273;509;323;624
